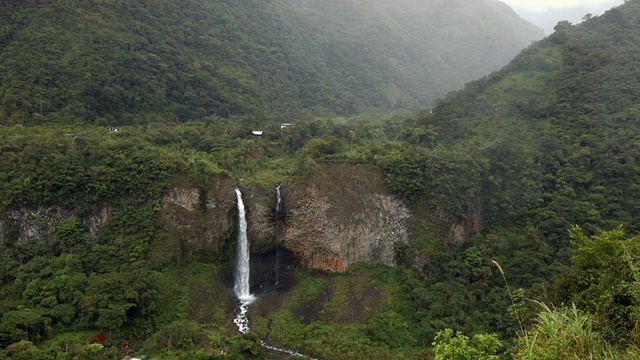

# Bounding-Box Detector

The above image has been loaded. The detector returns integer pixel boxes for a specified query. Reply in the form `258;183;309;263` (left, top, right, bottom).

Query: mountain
0;0;542;124
378;0;640;350
419;0;640;245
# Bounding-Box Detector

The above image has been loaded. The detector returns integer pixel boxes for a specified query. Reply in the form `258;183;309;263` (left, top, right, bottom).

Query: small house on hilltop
89;332;106;345
280;123;292;129
251;130;264;139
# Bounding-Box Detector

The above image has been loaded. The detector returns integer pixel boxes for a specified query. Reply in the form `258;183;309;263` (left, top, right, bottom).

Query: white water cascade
275;184;283;215
233;188;255;333
274;184;282;286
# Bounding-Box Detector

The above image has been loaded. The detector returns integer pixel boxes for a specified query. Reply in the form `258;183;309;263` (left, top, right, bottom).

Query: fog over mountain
510;0;623;33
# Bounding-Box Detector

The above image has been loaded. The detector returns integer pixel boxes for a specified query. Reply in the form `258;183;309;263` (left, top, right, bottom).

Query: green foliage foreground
512;303;638;360
508;226;640;359
433;328;502;360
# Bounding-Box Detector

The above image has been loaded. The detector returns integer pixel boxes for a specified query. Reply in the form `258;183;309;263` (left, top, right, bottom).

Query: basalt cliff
161;163;412;271
0;163;482;272
277;164;411;272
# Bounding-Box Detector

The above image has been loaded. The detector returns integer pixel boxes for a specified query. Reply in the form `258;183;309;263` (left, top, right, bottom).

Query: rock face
450;206;483;244
169;164;413;272
279;163;411;272
245;185;277;253
161;175;237;257
0;165;412;272
0;206;74;244
0;206;110;245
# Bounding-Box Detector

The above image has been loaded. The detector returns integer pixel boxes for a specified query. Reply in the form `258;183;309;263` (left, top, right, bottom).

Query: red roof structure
89;332;106;345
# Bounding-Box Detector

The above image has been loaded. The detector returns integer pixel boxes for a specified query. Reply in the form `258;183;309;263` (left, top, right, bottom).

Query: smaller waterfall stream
274;184;282;286
233;188;255;334
275;184;283;215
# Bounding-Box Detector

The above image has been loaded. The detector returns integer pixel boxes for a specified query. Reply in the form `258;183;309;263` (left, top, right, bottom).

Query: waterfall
275;184;283;215
275;184;282;286
234;188;253;301
233;188;254;333
232;188;315;359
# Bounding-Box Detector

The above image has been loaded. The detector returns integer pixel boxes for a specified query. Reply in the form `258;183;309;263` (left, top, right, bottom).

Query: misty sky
501;0;625;33
502;0;623;12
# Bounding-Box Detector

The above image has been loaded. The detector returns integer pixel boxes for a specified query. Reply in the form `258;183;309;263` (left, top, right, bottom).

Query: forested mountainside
0;0;542;124
387;1;640;356
422;0;640;240
3;0;640;359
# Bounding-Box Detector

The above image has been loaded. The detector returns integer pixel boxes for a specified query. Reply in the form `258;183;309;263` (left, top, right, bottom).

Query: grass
514;302;640;360
39;330;98;349
159;262;235;325
491;259;523;334
248;264;426;359
299;276;328;299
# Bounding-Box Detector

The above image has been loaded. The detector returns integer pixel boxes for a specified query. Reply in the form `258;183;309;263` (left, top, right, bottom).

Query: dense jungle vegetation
0;0;541;124
2;0;640;359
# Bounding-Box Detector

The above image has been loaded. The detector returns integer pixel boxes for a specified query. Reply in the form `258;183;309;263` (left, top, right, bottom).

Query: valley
1;0;640;359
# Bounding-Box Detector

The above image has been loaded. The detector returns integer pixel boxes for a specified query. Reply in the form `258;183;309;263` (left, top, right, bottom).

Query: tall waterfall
233;188;254;333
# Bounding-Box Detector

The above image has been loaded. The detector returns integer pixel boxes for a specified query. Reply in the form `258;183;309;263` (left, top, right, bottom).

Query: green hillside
422;0;640;240
381;1;640;356
0;0;542;125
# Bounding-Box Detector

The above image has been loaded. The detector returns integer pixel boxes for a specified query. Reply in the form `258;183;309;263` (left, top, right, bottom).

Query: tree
432;328;502;360
563;226;640;343
81;272;138;333
0;308;49;347
226;332;264;359
553;20;573;32
5;340;54;360
55;220;87;253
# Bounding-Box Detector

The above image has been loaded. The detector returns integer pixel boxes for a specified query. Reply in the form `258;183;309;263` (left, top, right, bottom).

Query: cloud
502;0;623;13
502;0;625;34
